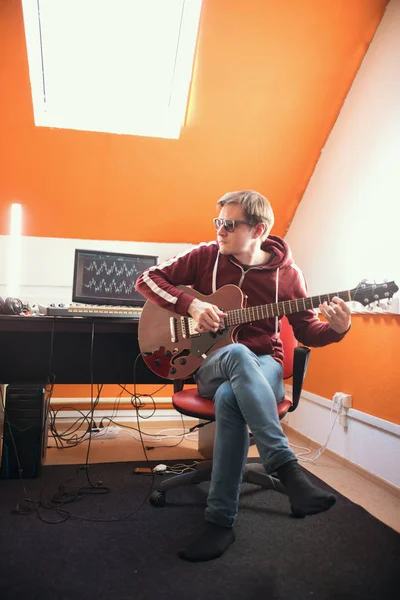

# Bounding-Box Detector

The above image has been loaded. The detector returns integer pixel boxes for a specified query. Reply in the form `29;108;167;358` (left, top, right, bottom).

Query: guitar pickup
169;317;178;343
180;316;199;339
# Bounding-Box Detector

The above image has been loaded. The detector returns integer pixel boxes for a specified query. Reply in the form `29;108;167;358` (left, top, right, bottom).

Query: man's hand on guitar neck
319;296;351;334
188;298;228;334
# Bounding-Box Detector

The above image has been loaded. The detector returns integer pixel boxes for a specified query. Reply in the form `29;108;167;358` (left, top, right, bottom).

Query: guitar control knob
170;368;177;375
154;359;161;367
179;358;187;365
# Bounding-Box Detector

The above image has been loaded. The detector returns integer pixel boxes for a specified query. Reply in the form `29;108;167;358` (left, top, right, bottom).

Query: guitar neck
225;289;352;326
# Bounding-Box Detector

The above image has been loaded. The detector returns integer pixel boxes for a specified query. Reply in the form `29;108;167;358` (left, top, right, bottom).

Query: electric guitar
138;281;398;380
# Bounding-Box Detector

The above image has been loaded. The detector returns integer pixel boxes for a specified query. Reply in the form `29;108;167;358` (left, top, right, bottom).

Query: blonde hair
216;190;274;240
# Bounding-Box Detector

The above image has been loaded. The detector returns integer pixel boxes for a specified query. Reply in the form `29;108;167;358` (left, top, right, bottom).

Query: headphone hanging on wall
0;297;27;315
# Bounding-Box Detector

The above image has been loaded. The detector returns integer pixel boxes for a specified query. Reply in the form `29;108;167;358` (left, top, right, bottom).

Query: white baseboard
285;385;400;488
50;396;173;405
54;410;197;424
50;397;198;426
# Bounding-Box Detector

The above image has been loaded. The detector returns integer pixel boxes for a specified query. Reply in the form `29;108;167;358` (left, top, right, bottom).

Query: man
136;190;351;562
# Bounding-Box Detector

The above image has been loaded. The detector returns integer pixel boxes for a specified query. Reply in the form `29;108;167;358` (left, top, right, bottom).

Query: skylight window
22;0;202;139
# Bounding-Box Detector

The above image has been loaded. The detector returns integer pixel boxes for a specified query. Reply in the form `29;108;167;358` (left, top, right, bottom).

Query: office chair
149;316;310;507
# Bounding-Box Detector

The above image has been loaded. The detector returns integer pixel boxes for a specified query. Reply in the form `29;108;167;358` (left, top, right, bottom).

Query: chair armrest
289;346;311;412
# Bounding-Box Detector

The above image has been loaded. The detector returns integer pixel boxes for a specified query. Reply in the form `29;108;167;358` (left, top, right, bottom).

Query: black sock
276;460;336;518
177;521;235;562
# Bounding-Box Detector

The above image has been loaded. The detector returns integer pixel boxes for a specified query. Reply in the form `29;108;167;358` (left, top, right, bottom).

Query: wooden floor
40;419;400;534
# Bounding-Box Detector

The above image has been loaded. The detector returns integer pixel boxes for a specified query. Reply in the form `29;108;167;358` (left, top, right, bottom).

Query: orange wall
303;314;400;424
2;0;397;424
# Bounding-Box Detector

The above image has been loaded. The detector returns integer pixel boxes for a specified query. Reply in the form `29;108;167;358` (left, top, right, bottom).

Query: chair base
149;461;287;507
243;462;286;494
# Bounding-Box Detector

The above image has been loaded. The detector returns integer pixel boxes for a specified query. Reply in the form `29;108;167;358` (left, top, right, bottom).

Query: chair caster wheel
149;490;166;507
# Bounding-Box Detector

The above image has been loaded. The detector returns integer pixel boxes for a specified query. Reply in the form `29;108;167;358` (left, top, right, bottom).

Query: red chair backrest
280;316;297;380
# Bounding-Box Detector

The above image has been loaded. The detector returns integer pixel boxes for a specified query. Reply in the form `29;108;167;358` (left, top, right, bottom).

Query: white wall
0;235;195;306
286;0;400;300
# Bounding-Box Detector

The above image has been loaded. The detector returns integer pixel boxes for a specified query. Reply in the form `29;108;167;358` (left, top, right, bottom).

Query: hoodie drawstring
275;267;280;340
212;252;219;293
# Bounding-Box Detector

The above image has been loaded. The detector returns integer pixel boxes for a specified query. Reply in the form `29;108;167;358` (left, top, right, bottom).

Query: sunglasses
213;218;253;233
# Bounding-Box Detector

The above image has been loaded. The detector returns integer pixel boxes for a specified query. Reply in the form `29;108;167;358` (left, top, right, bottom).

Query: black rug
0;460;398;600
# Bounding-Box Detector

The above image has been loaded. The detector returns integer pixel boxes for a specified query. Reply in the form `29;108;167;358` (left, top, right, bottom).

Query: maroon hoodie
136;235;346;364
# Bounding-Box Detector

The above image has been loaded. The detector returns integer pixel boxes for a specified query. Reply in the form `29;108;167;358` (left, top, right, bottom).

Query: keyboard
46;304;143;319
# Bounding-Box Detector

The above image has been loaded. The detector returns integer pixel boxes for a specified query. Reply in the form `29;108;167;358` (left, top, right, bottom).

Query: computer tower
0;383;49;479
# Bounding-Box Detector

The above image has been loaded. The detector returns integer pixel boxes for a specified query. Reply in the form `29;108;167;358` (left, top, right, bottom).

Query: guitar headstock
350;280;399;307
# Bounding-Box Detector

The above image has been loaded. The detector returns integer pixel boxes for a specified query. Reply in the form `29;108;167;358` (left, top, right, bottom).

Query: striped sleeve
135;242;217;315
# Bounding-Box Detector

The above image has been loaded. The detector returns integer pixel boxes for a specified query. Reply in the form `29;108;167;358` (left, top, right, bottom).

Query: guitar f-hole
171;349;191;366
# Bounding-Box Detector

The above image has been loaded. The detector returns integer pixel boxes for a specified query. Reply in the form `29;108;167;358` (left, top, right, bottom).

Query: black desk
0;315;166;385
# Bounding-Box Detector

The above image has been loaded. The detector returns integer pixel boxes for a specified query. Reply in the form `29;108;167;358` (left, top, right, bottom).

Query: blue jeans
195;343;297;528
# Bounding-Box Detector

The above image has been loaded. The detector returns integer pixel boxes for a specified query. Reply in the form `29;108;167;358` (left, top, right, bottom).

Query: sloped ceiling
0;0;389;242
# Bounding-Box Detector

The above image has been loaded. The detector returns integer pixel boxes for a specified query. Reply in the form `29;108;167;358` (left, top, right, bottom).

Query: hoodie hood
260;235;294;270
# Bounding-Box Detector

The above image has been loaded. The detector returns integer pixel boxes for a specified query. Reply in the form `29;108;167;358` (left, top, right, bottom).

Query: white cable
291;398;342;463
290;443;313;459
154;428;198;442
116;429;198;444
164;461;199;474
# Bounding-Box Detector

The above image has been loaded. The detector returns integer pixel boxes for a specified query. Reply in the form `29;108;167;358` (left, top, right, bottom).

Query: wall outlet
333;392;352;429
333;392;342;409
333;392;352;409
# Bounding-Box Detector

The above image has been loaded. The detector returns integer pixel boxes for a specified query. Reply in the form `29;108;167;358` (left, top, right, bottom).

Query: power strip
83;426;121;440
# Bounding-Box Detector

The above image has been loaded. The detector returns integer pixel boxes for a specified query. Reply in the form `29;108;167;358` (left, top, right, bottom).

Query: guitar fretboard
225;290;352;326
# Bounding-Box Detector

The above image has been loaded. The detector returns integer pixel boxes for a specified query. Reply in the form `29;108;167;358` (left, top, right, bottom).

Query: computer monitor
72;249;158;307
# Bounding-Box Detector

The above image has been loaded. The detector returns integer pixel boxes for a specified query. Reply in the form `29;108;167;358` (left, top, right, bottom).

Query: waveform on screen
82;277;136;296
81;259;143;297
83;260;142;279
